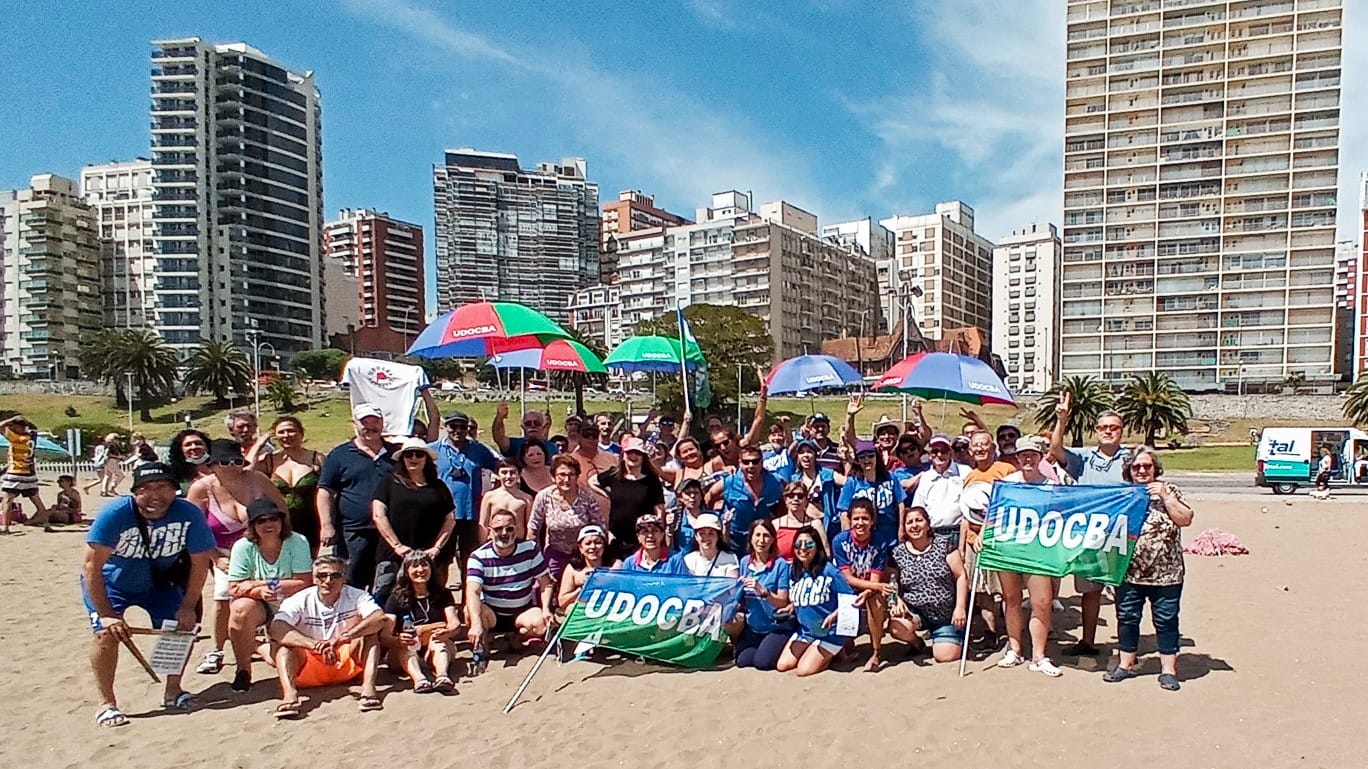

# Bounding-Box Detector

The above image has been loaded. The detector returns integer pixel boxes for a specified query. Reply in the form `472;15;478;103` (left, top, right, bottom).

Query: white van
1255;426;1368;494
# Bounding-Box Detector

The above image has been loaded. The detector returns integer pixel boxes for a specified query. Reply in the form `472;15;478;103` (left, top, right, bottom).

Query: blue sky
2;0;1364;311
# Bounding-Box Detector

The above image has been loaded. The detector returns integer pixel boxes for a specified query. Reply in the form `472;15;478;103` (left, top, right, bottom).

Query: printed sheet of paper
835;594;860;637
149;619;196;676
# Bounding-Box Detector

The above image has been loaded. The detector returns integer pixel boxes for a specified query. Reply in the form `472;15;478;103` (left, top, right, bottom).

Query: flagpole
503;618;570;714
677;301;692;416
958;566;983;677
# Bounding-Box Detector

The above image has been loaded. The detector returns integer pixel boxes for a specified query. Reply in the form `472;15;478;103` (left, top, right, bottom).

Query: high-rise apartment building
993;223;1063;393
1062;1;1343;391
150;38;324;353
1333;238;1357;379
322;209;425;356
80;159;156;329
600;190;690;279
1357;174;1368;378
879;202;994;341
0;174;101;379
433;149;599;323
567;282;627;351
822;217;896;334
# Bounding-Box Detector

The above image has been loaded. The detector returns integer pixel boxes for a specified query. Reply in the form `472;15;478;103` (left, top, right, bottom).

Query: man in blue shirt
431;410;501;575
317;404;402;589
82;462;216;727
1048;390;1131;657
491;401;559;460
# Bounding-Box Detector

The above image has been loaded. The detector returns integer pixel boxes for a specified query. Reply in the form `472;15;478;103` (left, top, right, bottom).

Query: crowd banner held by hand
561;571;743;669
977;483;1150;586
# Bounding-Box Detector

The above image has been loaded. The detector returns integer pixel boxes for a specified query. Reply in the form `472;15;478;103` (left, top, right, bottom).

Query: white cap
352;403;384;422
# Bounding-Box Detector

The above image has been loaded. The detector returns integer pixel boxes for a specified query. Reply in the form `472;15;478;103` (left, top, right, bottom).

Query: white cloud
850;0;1065;241
341;0;827;217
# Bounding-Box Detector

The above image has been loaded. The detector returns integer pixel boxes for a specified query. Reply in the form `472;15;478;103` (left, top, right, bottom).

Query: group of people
73;385;1195;727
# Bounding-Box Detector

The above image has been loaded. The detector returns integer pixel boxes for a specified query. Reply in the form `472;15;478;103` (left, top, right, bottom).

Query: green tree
635;304;773;412
1116;371;1192;446
1034;375;1115;447
290;348;350;381
265;377;303;413
182;339;252;406
1343;375;1368;426
79;329;180;422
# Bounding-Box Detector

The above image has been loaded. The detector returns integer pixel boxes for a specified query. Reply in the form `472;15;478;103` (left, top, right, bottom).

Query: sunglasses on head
313;571;343;581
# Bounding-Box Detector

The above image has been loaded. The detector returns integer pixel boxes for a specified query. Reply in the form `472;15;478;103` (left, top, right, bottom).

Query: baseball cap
874;416;900;435
659;415;676;426
676;477;703;493
854;441;878;458
635;513;665;531
1014;435;1049;456
810;412;831;424
793;438;820;453
953;435;971;450
353;403;384;422
620;435;648;454
442;411;470;426
130;462;176;490
693;512;723;532
577;524;607;542
246;498;285;522
927;433;953;449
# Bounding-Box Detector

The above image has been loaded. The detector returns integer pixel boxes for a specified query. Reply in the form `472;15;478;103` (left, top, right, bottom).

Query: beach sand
1;491;1362;769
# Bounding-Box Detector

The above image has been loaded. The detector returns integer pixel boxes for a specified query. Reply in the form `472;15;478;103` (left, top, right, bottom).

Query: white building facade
1062;0;1343;391
822;217;896;334
80;159;156;330
879;201;994;341
567;283;627;351
993;223;1062;393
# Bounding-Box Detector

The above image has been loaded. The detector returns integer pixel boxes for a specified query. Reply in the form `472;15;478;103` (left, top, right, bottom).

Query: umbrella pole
520;368;526;418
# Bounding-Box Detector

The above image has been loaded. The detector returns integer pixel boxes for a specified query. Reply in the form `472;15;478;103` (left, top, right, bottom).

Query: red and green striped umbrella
488;339;607;374
406;301;572;358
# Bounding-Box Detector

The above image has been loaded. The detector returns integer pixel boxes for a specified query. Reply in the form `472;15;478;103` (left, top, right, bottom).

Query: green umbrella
604;336;701;374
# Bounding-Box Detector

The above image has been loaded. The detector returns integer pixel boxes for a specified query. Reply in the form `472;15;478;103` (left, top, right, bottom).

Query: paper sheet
149;619;196;676
835;594;860;637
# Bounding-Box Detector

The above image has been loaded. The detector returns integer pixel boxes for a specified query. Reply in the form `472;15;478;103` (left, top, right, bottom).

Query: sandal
434;676;456;694
196;650;224;674
1102;666;1134;683
358;695;383;712
273;701;301;720
96;706;129;727
1158;673;1182;691
413;679;435;694
163;691;193;711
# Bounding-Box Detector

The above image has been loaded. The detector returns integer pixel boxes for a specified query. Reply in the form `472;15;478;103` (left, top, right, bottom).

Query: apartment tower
150;38;324;353
1062;0;1343;390
80;159;156;329
322;209;425;356
879;202;994;342
992;223;1063;393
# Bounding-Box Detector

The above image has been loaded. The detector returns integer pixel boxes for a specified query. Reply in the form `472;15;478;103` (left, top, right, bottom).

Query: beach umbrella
487;339;607;374
873;352;1015;406
764;354;863;395
603;335;701;374
406;301;572;358
0;434;72;457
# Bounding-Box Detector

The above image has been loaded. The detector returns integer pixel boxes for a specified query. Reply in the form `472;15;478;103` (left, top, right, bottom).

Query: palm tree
265;377;303;413
1116;371;1192;446
182;339;252;406
1034;375;1115;447
1343;375;1368;426
80;329;180;421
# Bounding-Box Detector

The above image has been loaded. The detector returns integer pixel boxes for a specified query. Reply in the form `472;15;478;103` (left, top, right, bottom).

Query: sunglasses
313;572;344;581
211;458;245;467
1131;463;1156;470
929;447;950;455
403;452;427;460
784;492;807;499
740;458;761;466
794;541;817;551
713;438;734;448
1097;424;1123;433
1000;434;1020;441
253;514;282;524
446;422;469;430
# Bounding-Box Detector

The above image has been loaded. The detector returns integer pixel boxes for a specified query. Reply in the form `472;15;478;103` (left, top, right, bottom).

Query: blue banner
977;483;1150;586
560;570;742;668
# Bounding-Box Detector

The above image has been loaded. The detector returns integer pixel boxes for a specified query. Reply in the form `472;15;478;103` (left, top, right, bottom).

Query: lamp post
124;371;134;432
399;304;417;352
896;274;923;422
244;326;275;420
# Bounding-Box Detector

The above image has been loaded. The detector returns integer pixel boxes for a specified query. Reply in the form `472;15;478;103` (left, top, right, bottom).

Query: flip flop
358;695;383;712
273;701;301;719
163;691;193;711
413;679;435;694
96;707;129;727
433;676;456;694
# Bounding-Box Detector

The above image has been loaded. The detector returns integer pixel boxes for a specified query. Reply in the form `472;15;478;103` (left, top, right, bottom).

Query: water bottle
266;576;281;594
470;647;488;676
402;614;419;651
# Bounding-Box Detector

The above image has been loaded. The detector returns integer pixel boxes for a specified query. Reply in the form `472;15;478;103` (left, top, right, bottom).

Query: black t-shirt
383;586;456;626
373;475;455;563
597;468;665;551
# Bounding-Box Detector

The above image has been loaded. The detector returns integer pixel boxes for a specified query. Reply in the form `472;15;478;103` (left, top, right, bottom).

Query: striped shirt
467;540;547;614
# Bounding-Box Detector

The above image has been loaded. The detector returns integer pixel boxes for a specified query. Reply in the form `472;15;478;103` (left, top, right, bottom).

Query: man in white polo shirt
909;433;970;548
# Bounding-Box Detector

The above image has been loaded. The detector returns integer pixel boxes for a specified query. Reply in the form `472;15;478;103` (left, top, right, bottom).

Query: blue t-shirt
740;555;793;635
719;470;783;544
788;561;854;640
831;531;891;581
86;497;216;595
622;549;683;574
1063;446;1130;485
431;438;501;521
892;465;927;504
318;440;401;531
837;475;902;546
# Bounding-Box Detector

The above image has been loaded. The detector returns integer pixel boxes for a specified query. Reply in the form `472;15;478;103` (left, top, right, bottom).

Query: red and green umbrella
406;301;572;358
488;339;607;374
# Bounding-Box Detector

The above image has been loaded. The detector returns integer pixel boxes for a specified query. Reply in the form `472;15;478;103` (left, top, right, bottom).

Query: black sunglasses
313;572;344;581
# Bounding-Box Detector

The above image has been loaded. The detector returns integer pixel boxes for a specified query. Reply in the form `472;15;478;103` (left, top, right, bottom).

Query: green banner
560;571;743;668
977;483;1150;586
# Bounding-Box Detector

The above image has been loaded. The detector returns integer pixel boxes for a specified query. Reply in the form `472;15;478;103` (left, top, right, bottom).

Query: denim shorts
83;581;184;633
926;622;963;644
792;630;844;655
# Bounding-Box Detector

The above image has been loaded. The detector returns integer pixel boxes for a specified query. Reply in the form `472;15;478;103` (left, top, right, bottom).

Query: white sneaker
997;648;1024;668
196;649;224;674
1030;657;1063;677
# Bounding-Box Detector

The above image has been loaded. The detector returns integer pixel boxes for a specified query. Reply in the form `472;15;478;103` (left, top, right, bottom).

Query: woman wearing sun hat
557;524;621;611
370;437;456;608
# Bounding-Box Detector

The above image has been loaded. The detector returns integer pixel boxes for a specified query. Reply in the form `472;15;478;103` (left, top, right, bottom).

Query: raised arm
421;388;441;441
740;372;768;447
491;401;512;454
1048;390;1072;465
844;394;864;450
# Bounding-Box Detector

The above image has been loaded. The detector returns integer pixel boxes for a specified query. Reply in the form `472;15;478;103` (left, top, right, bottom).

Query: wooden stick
120;636;161;683
128;627;194;637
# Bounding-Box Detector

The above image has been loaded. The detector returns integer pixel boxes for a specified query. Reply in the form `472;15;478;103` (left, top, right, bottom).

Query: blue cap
811;412;830;423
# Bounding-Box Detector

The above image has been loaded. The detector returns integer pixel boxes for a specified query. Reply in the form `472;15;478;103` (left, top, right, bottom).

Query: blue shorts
791;629;844;656
82;581;184;633
926;622;963;645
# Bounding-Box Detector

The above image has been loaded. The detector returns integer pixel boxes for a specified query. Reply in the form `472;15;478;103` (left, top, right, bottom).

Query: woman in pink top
187;439;288;678
529;454;607;583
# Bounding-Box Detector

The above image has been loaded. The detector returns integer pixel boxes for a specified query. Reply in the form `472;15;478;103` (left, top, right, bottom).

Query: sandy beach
1;490;1362;769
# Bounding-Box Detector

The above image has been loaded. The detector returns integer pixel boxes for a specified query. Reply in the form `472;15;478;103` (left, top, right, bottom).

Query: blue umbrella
764;354;864;395
0;434;72;457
